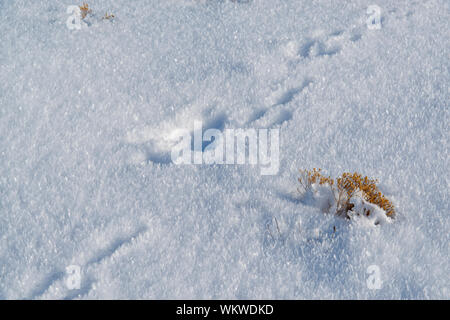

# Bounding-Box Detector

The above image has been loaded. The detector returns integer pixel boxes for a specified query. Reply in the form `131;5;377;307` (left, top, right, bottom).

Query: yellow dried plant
79;3;92;19
103;13;115;20
298;169;395;218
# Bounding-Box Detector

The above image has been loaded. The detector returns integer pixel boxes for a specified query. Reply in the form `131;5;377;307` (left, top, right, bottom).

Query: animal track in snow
295;28;364;61
28;227;148;300
124;5;413;165
27;270;66;299
248;26;366;129
300;38;340;58
250;19;376;127
126;106;228;164
247;78;313;127
86;227;148;265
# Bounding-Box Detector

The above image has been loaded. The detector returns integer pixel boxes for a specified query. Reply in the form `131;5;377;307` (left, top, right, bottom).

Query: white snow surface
0;0;449;299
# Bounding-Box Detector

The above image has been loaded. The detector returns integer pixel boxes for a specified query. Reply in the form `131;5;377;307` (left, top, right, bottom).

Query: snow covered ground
0;0;448;299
